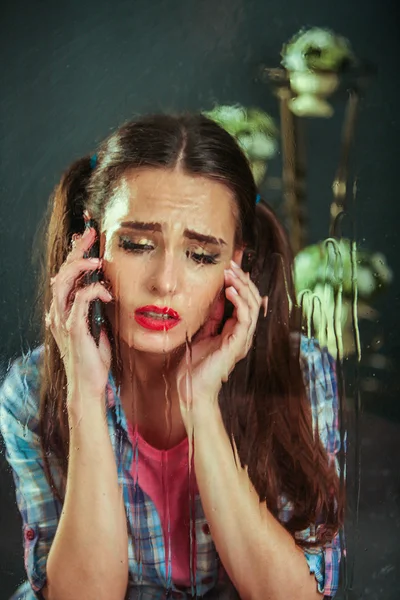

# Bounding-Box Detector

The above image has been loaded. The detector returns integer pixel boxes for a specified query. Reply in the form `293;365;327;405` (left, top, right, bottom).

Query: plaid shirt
0;336;345;599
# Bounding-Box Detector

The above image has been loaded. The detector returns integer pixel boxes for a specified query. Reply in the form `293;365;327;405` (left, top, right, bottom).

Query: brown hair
36;113;345;549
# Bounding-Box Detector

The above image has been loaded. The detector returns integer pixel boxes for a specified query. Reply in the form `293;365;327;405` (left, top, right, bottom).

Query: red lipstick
134;305;181;331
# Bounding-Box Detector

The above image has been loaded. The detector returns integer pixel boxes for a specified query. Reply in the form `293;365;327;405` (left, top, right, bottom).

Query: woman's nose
146;251;179;296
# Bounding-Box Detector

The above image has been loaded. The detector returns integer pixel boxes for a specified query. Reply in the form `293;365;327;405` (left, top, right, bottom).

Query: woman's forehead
102;169;237;237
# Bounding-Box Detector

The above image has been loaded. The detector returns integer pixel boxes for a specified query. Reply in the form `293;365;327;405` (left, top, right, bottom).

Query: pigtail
46;157;93;279
38;156;93;504
220;199;343;549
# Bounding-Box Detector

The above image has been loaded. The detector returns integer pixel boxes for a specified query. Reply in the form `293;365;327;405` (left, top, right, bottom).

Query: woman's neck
119;339;184;385
118;342;187;450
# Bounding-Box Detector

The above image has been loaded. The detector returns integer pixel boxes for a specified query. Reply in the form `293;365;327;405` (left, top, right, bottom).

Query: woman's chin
122;326;194;355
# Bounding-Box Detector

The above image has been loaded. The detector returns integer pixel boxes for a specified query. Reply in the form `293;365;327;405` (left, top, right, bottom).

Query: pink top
127;423;199;587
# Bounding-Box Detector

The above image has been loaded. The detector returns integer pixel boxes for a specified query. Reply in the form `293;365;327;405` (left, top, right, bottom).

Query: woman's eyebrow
120;220;160;232
119;221;227;246
185;229;226;246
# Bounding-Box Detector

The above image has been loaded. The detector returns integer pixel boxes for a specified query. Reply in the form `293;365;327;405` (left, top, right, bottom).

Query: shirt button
25;528;35;541
202;523;211;535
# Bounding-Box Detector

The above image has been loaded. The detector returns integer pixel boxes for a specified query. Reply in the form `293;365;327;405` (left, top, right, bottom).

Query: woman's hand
45;227;114;407
177;260;268;432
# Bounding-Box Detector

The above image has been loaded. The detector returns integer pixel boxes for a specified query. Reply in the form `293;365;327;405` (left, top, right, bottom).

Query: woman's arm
45;395;129;600
0;352;129;600
193;404;323;600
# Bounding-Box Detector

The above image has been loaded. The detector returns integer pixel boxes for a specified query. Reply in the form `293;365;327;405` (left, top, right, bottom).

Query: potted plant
294;238;393;357
281;27;356;117
203;104;278;186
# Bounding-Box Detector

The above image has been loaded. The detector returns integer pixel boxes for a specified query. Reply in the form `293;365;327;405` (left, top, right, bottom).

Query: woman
0;113;345;600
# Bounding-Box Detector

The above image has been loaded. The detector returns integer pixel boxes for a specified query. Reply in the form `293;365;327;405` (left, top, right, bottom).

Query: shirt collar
105;370;130;433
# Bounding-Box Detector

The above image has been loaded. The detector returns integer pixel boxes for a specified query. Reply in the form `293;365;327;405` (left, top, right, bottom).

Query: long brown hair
36;113;345;549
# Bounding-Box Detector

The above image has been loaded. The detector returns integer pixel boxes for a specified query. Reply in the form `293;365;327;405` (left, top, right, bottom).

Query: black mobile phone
83;216;104;346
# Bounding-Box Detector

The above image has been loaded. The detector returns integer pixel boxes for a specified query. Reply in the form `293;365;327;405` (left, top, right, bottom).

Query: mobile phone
83;215;104;346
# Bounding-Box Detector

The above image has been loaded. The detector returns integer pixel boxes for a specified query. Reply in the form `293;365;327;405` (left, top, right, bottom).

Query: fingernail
262;296;269;317
230;260;240;269
89;257;100;263
230;286;238;295
224;268;237;278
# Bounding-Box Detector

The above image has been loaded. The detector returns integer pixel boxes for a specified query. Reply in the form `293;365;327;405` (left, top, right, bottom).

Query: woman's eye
187;250;219;265
118;236;154;253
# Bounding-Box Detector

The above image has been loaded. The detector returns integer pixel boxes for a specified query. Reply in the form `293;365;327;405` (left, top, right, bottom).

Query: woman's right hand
45;226;114;406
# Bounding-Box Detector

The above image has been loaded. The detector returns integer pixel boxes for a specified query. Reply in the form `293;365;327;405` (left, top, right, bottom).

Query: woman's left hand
177;260;268;432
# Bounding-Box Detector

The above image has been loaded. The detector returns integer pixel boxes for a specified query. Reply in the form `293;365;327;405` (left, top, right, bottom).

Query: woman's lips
134;305;181;331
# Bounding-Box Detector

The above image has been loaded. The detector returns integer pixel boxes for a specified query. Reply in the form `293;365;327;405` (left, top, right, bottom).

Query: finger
224;269;260;317
228;262;261;308
222;286;252;361
247;274;262;309
45;309;52;330
98;327;112;366
261;295;269;317
224;271;261;353
66;283;113;338
65;226;98;265
230;261;262;310
70;233;79;250
45;300;67;357
53;258;103;318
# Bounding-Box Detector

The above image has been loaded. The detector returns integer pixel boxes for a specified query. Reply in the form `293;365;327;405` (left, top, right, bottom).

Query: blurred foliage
203;104;278;185
281;27;358;117
281;27;356;73
294;239;393;357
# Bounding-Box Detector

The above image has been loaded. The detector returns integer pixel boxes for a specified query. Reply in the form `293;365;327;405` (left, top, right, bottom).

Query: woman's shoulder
0;344;45;432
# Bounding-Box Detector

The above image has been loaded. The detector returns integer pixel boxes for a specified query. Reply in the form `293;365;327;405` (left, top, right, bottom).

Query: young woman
0;113;345;600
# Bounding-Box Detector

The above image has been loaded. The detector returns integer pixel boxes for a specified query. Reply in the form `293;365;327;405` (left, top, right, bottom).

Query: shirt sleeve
0;350;62;598
296;336;346;598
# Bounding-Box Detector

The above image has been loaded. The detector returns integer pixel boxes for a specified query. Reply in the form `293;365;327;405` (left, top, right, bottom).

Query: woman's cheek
197;286;224;325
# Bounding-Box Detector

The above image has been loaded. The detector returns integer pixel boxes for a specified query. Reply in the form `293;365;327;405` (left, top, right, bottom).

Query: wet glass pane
0;2;398;600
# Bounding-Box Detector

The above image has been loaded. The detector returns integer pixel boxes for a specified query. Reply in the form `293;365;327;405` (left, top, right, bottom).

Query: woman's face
99;168;242;355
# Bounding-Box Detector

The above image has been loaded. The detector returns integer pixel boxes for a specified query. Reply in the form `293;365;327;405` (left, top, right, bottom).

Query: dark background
0;1;399;598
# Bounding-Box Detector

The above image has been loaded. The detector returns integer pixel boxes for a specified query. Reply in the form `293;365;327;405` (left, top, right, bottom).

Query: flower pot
289;71;339;117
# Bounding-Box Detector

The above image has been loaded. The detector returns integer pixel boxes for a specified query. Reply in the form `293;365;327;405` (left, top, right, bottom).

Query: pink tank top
127;423;199;587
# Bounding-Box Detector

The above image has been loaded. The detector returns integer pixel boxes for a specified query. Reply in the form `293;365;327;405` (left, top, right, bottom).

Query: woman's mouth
133;305;181;331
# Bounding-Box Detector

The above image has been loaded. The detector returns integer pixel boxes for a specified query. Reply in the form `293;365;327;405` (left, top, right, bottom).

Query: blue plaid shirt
0;337;345;599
